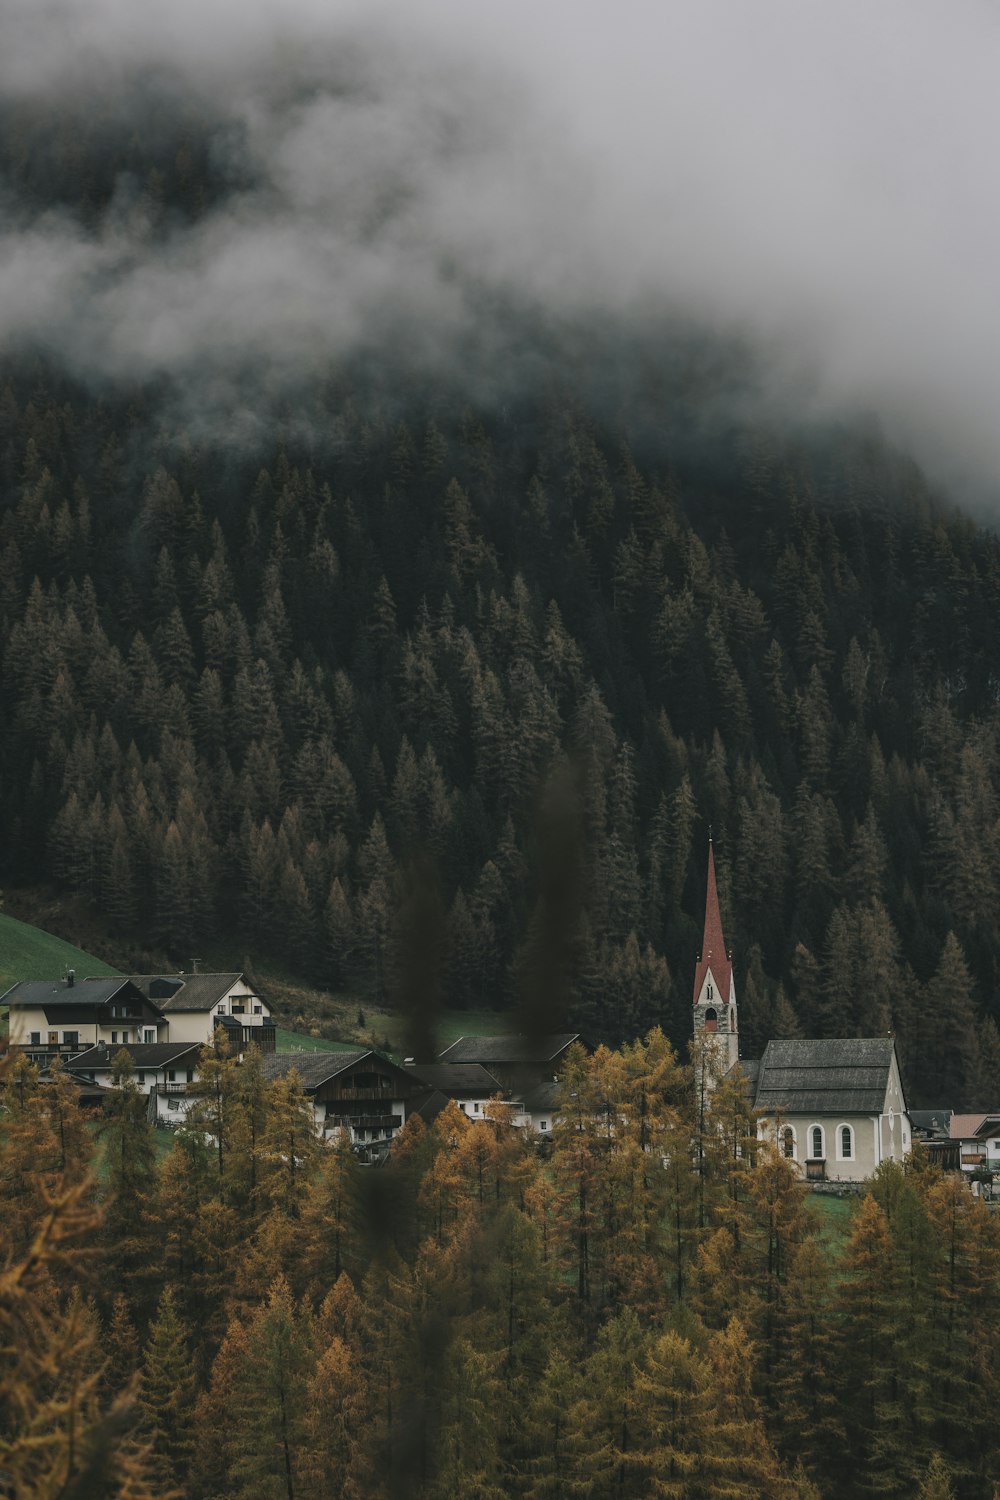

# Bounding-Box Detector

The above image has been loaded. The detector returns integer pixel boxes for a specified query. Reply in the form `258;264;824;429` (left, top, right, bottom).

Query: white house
262;1050;419;1159
948;1113;1000;1174
68;1040;203;1123
402;1062;504;1121
127;972;275;1054
2;975;167;1068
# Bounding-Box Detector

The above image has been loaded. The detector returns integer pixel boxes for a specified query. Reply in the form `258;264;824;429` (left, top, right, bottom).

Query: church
693;840;911;1183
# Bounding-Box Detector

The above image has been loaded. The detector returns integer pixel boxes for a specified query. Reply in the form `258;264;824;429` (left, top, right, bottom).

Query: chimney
67;969;75;988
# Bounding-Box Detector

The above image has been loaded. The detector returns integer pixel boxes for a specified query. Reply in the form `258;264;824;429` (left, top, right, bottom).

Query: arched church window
811;1125;823;1159
840;1125;854;1160
704;1007;718;1032
706;984;713;1000
782;1126;795;1160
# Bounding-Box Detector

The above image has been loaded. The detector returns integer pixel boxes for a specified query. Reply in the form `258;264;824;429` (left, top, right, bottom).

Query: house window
111;1031;117;1044
62;1032;79;1049
781;1126;795;1160
704;1007;718;1033
540;1120;548;1131
168;1070;176;1082
253;1004;262;1014
144;1030;155;1043
137;1072;145;1084
29;1032;40;1045
840;1125;854;1160
217;1005;227;1015
474;1102;480;1113
811;1125;823;1160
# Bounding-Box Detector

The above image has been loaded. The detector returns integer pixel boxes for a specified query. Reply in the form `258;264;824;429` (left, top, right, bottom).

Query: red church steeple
692;838;733;1008
692;837;739;1071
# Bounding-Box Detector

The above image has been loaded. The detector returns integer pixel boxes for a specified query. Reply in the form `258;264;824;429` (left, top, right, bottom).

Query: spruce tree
141;1285;198;1494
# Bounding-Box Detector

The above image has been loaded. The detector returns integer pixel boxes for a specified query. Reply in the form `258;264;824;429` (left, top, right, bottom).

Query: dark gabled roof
262;1050;377;1090
517;1081;560;1113
128;973;247;1012
752;1038;897;1115
404;1063;503;1093
70;1042;202;1069
437;1034;580;1066
409;1089;451;1125
1;977;146;1011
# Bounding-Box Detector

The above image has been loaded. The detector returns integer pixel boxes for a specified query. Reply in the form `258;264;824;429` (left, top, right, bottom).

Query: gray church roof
751;1038;896;1115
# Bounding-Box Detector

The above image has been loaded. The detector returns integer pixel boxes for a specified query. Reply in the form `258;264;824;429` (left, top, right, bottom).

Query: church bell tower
692;837;739;1074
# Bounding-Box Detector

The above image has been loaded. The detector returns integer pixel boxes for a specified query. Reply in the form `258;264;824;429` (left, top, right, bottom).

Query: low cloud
2;0;1000;498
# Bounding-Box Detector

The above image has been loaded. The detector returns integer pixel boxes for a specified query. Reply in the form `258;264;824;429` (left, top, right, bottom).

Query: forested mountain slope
2;85;1000;1106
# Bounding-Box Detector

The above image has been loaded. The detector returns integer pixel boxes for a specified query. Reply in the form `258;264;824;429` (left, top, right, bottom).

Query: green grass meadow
275;1027;358;1054
0;912;120;993
806;1189;855;1254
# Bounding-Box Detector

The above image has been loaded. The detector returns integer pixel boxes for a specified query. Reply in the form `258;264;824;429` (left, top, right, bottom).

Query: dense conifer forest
5;319;1000;1105
2;1036;996;1499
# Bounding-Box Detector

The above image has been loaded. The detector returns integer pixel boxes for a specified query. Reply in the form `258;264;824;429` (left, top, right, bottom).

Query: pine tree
921;932;981;1108
260;1068;321;1221
221;1279;312;1500
103;1292;141;1399
300;1335;377;1500
141;1285;198;1494
103;1048;156;1294
915;1454;956;1500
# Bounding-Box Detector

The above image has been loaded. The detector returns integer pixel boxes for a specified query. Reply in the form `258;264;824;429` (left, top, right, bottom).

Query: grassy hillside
0;911;120;993
275;1027;357;1054
275;1008;517;1057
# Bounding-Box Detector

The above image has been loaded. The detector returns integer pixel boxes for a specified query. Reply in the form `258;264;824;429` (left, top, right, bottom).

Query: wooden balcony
327;1085;408;1102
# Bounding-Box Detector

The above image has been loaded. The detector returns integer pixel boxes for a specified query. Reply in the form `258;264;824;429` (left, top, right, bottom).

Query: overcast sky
2;0;999;497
